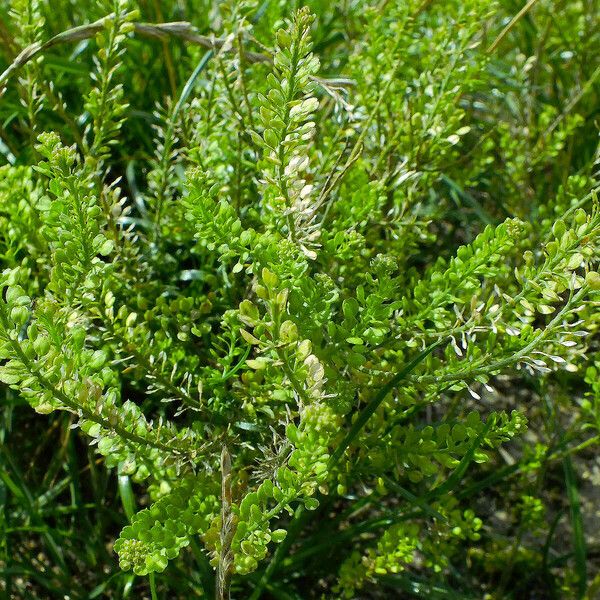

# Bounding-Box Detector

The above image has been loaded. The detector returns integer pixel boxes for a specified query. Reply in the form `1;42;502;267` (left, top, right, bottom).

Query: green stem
0;308;192;459
418;285;589;386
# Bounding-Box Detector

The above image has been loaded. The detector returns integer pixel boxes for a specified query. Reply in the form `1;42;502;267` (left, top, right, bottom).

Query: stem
0;308;193;459
418;285;590;385
216;446;235;600
276;29;303;241
149;572;159;600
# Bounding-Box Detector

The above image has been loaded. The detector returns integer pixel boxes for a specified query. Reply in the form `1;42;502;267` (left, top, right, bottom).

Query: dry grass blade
217;446;236;600
0;18;353;94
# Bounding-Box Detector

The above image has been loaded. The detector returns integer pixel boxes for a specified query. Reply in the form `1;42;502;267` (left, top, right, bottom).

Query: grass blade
380;573;478;599
329;340;444;468
563;454;587;598
118;474;136;522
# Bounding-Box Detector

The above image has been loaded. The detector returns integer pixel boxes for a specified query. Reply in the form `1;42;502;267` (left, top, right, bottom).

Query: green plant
0;0;599;598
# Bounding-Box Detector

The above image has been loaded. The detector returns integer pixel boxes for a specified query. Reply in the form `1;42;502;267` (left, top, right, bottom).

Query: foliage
0;0;599;598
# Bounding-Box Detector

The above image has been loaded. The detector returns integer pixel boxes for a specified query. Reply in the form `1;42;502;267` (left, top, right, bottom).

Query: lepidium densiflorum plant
0;0;599;597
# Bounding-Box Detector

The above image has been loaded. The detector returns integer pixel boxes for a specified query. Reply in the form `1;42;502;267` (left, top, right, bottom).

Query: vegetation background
0;0;599;599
